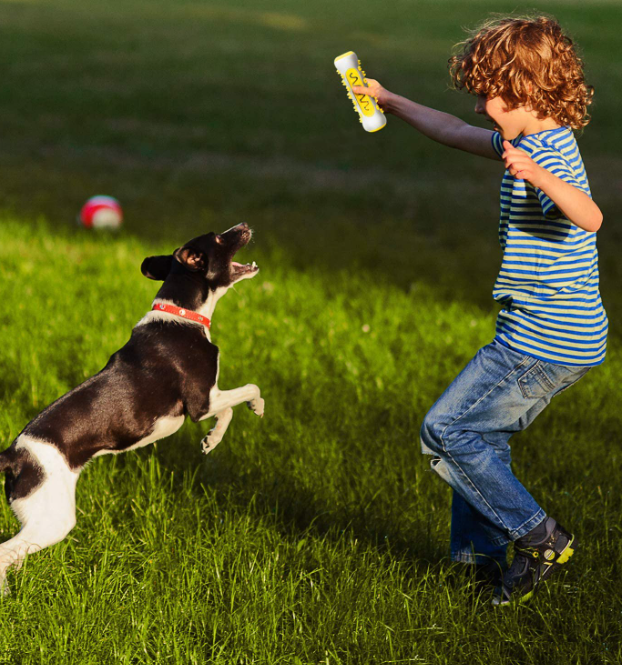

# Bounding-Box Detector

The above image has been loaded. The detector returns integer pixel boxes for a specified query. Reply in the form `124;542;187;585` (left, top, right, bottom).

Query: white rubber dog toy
334;51;386;133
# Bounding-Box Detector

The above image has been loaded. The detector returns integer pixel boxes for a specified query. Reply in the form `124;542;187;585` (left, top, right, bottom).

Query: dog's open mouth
231;260;259;279
224;224;258;282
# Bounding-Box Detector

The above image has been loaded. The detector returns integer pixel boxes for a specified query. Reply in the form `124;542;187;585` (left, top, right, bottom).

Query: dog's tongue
232;261;258;270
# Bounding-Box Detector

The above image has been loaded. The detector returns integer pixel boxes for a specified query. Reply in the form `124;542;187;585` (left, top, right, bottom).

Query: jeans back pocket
517;361;556;399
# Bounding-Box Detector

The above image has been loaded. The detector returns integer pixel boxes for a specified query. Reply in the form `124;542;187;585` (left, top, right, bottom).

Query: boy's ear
141;254;174;281
174;246;207;272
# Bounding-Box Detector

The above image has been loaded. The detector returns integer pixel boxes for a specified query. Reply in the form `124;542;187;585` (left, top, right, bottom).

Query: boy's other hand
502;140;545;187
351;78;393;112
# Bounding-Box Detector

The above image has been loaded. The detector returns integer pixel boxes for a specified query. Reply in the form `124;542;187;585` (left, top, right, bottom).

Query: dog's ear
174;246;207;272
141;254;174;281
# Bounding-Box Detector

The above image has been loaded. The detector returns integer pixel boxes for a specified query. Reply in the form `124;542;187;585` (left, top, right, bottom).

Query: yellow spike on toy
334;51;386;133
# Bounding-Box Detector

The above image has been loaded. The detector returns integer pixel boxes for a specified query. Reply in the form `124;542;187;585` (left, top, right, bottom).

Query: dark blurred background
0;0;620;314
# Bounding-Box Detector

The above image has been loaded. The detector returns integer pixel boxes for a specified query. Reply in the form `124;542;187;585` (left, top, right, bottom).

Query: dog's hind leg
0;438;79;596
0;516;77;596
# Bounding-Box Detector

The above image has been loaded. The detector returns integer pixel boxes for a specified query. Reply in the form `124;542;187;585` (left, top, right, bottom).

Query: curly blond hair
448;15;594;129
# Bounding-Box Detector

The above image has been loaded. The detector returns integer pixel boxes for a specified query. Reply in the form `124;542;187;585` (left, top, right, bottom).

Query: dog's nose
221;222;251;237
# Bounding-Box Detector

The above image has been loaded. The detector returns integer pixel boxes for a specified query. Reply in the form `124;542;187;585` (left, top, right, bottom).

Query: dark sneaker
493;517;576;605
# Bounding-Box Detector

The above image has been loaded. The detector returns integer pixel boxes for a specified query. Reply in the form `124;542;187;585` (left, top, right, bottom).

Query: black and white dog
0;222;264;593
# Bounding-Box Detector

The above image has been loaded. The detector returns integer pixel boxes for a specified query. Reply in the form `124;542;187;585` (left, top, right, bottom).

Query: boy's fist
502;140;545;187
351;78;392;112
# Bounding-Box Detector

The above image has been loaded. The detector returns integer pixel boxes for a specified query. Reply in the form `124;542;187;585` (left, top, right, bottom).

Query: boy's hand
502;140;546;187
351;78;393;112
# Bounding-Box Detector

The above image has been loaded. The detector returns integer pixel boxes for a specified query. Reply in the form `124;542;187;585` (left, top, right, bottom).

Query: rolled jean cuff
420;439;435;456
487;532;511;547
509;509;547;541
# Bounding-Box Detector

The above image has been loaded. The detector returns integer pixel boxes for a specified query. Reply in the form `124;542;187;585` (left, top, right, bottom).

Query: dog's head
141;223;259;292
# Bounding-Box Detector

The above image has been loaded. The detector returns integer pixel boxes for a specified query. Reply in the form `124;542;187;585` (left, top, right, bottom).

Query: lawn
0;0;621;663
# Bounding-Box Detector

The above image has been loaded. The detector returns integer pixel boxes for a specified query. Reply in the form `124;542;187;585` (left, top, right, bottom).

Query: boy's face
475;95;531;140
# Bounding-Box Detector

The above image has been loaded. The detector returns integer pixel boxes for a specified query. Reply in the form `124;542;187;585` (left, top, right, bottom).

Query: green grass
0;0;621;662
2;221;620;664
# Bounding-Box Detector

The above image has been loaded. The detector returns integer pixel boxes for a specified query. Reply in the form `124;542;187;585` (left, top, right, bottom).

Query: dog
0;222;264;594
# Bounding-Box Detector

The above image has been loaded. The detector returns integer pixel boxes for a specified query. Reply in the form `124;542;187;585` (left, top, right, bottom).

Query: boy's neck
522;114;562;137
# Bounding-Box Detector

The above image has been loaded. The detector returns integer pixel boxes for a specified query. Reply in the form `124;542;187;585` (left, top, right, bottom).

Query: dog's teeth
252;261;257;268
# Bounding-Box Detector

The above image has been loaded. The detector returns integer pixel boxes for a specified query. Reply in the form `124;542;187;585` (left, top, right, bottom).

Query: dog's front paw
248;397;265;418
201;431;222;455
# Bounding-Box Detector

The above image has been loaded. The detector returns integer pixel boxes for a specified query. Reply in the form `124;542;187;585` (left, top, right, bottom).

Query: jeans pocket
517;360;556;399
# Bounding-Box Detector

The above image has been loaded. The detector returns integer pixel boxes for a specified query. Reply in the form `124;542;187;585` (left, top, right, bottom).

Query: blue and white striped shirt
491;128;607;366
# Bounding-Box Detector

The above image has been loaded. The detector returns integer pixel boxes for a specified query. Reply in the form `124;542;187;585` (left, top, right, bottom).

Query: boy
353;15;607;604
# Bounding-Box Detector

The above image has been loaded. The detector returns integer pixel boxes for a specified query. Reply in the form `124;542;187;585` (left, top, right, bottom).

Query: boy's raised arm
352;80;500;161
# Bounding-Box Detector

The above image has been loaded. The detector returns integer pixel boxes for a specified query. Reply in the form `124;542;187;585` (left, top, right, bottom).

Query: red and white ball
79;196;123;229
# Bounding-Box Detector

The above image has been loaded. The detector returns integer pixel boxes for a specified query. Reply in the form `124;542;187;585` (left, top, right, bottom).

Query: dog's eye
215;235;224;245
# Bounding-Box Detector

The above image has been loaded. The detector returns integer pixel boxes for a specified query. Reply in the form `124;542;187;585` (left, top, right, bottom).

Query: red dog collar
152;303;211;329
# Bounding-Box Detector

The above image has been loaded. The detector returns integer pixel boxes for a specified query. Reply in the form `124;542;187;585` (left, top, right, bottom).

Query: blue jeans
420;339;590;565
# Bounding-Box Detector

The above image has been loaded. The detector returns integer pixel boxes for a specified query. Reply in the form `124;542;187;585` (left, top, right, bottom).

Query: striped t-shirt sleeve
527;147;586;218
491;132;521;158
491;131;588;219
